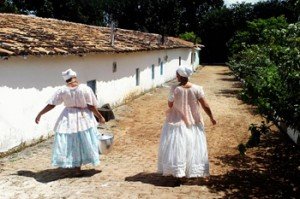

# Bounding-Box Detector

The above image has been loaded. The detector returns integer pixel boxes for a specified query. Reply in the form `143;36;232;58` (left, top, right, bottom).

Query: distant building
0;14;201;152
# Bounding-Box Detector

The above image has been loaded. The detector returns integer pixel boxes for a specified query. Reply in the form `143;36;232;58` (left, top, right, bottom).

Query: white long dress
48;84;100;168
157;84;209;178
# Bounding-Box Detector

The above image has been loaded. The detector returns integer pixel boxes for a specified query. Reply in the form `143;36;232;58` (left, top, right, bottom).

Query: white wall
95;49;195;106
0;48;198;152
195;50;201;67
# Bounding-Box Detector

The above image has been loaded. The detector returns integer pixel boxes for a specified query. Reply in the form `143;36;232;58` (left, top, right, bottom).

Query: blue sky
224;0;268;6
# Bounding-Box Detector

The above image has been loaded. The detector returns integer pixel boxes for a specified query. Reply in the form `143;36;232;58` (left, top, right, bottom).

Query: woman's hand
210;117;217;125
87;104;106;124
35;104;55;124
35;114;41;124
199;98;216;125
99;116;106;124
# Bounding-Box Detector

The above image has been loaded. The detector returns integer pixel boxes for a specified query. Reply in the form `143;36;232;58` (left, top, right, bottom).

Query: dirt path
0;66;298;199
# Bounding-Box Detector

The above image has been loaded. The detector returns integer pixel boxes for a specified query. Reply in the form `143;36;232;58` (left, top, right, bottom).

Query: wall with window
0;48;197;152
90;48;194;107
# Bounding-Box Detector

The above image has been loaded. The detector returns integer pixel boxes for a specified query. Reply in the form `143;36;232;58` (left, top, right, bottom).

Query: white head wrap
62;68;77;81
176;66;193;78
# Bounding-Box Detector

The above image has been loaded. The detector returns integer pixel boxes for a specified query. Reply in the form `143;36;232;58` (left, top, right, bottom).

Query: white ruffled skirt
157;122;209;178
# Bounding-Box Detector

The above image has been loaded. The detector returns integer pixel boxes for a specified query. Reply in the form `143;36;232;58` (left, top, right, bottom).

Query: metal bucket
98;132;114;155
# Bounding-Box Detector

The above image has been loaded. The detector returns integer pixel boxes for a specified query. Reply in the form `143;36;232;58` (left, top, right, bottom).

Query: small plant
238;143;247;155
238;121;272;155
179;32;201;44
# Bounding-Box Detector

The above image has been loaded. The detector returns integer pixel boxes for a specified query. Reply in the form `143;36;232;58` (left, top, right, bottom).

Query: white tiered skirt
157;122;209;178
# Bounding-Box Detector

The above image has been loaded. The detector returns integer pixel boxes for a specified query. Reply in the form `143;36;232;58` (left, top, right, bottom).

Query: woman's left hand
35;114;41;124
99;116;106;124
210;118;217;125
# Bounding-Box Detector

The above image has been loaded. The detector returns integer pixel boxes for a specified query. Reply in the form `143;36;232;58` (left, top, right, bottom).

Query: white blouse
48;84;99;134
166;84;205;126
48;84;99;108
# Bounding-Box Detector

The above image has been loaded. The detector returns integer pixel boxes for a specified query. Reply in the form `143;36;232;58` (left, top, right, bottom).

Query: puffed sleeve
196;86;205;100
47;89;63;105
84;86;99;107
168;85;177;102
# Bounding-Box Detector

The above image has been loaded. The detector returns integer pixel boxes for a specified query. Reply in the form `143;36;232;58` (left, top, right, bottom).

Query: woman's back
168;84;204;126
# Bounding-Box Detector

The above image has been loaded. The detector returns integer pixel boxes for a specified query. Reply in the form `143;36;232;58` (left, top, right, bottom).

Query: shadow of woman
126;170;298;198
125;172;184;187
16;168;102;183
125;172;215;187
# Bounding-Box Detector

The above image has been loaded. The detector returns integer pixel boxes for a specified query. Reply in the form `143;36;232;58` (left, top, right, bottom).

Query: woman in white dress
158;66;216;179
35;69;105;174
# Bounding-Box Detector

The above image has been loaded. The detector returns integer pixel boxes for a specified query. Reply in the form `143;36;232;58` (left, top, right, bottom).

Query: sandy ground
0;66;298;199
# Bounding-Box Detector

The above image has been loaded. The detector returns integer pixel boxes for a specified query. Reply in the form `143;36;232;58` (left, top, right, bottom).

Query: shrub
179;31;201;44
228;17;300;131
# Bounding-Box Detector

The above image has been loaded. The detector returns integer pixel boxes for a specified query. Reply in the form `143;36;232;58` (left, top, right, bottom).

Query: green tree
228;17;300;130
11;0;104;26
252;0;298;22
284;0;300;22
0;0;18;13
179;31;201;44
228;16;289;57
178;0;224;33
230;3;254;30
199;6;234;63
104;0;182;36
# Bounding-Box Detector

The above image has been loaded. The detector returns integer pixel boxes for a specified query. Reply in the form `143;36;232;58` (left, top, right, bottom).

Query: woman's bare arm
199;98;216;125
35;104;55;124
87;104;106;124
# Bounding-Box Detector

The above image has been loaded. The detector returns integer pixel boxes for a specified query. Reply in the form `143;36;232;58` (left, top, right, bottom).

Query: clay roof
0;14;193;57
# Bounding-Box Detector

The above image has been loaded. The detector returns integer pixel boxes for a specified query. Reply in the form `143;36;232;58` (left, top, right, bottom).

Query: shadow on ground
218;77;237;82
16;169;101;183
126;132;299;198
125;173;180;187
216;69;260;116
206;132;299;198
217;89;240;98
216;70;242;98
216;71;233;76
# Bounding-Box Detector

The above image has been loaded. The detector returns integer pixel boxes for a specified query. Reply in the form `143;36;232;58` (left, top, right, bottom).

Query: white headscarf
176;66;193;78
62;68;77;81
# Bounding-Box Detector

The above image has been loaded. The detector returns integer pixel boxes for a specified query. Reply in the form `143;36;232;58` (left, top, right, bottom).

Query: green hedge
228;17;300;130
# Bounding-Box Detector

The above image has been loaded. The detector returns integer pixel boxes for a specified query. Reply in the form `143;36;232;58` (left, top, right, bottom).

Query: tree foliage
228;17;300;130
199;6;234;63
179;31;201;44
103;0;223;36
198;0;299;63
0;0;18;13
9;0;104;25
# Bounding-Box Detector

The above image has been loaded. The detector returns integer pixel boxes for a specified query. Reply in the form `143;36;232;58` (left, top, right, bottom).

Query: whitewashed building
0;14;201;153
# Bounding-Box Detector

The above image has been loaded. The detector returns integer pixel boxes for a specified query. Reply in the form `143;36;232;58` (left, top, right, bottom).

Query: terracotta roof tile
0;14;193;57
